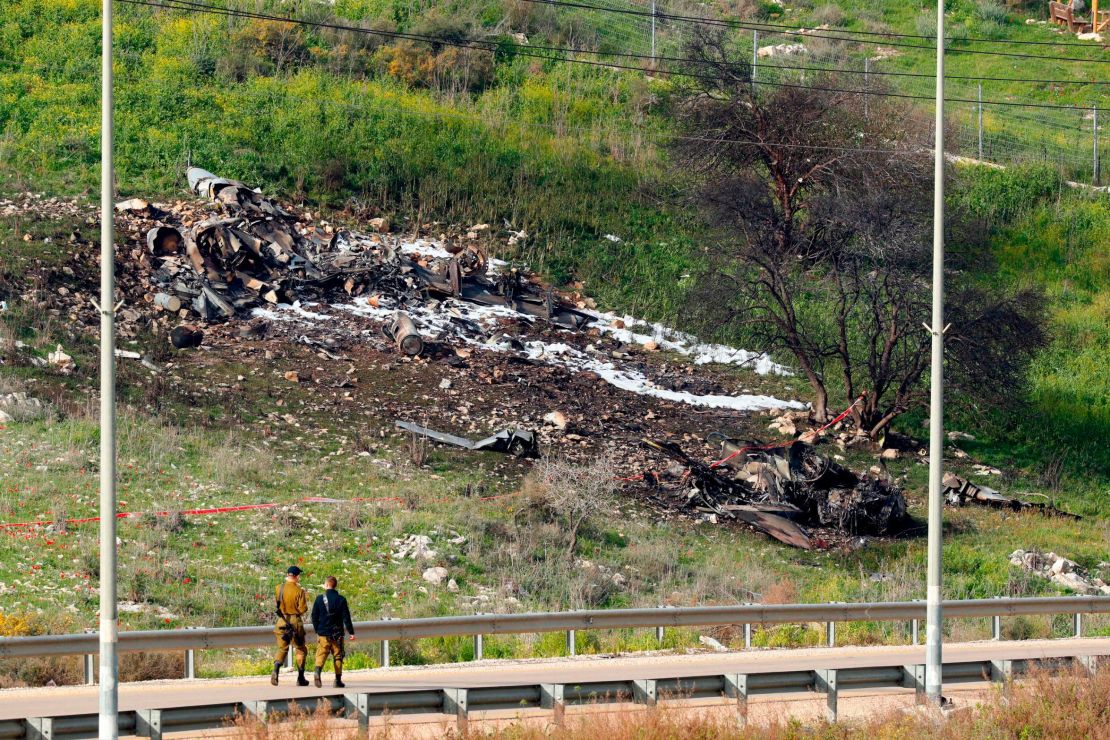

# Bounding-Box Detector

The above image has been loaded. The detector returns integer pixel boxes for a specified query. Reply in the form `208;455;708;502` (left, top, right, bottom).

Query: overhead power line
518;0;1110;50
120;0;1105;111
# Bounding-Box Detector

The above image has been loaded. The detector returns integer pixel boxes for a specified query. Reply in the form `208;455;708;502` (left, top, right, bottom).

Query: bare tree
670;30;1046;436
524;453;616;555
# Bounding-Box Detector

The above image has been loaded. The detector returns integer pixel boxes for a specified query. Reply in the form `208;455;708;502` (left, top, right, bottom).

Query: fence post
864;58;870;119
566;629;576;657
1094;106;1100;186
978;83;984;161
751;30;758;94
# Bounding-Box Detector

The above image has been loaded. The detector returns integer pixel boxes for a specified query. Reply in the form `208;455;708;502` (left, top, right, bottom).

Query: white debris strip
256;238;805;412
591;313;791;375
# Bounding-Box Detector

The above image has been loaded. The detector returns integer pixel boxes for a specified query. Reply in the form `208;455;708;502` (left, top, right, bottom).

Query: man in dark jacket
310;575;355;687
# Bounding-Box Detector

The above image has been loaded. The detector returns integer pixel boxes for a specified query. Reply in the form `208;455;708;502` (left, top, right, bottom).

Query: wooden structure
1048;0;1109;33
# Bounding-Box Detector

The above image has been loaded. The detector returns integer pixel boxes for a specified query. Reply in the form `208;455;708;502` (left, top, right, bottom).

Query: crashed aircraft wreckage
641;438;908;549
133;168;592;328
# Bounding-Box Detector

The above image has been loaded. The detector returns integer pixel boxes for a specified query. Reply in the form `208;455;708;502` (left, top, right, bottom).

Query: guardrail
5;652;1107;739
2;596;1108;680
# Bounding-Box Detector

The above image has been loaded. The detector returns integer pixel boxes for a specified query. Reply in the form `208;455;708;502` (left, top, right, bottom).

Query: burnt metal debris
136;167;593;328
943;473;1079;519
642;438;908;549
396;420;540;458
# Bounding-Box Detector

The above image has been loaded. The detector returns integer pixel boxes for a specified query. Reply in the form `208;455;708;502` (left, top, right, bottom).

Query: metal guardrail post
1079;655;1098;676
656;625;665;645
911;618;920;646
826;620;835;647
632;679;657;707
724;673;749;726
473;633;483;661
379;638;390;668
992;615;1001;641
84;628;96;685
443;688;468;733
137;708;164;740
990;659;1013;685
744;623;752;649
185;627;198;679
285;645;293;670
903;664;926;704
540;684;565;726
818;668;838;723
345;693;371;733
566;629;576;657
1073;612;1083;638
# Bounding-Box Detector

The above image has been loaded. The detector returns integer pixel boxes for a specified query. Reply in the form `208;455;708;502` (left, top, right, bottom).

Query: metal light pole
925;0;946;708
99;0;119;736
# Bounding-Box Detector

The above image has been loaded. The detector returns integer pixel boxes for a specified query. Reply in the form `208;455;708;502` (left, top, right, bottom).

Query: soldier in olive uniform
310;575;355;688
271;565;310;686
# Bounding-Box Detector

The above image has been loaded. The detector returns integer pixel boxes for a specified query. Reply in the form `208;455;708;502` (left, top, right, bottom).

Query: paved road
0;638;1106;720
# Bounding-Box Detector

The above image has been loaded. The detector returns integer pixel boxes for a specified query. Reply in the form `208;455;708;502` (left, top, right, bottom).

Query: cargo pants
274;615;308;670
315;634;345;673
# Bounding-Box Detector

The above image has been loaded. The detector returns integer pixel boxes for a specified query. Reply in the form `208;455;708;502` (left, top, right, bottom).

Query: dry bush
329;501;364;532
229;700;349;739
522;452;617;555
406;432;428;467
120;651;184;682
812;3;846;26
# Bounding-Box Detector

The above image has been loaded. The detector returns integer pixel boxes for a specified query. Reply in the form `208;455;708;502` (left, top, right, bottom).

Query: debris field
4;169;1064;550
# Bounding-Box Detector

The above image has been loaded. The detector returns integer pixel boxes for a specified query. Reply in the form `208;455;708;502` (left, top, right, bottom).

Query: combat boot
296;666;310;686
334;672;345;689
270;661;281;686
314;667;322;688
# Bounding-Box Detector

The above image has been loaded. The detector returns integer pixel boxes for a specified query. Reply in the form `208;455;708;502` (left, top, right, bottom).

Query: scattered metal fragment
385;311;424;356
942;473;1079;519
169;325;204;350
640;437;907;549
396;420;539;458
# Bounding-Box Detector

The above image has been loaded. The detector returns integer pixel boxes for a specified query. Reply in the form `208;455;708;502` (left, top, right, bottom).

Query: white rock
543;410;568;430
446;578;459;593
422;566;449;585
698;635;728;652
880;448;900;460
0;410;12;423
47;344;75;373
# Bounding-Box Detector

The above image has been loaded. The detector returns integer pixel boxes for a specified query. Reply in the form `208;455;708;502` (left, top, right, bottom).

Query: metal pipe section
3;598;1108;659
925;0;947;706
99;0;119;735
